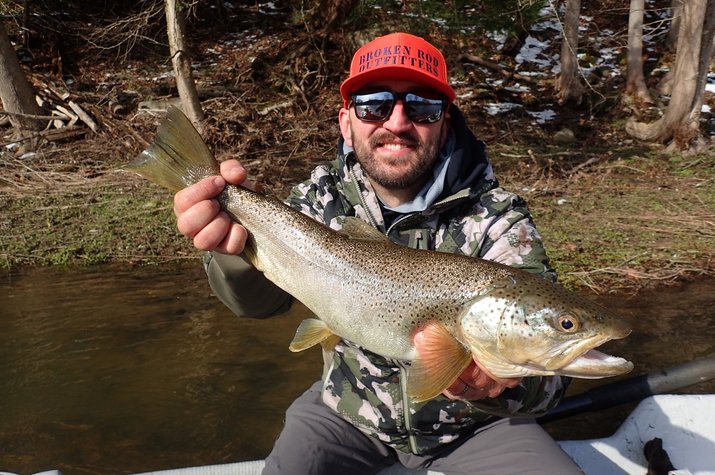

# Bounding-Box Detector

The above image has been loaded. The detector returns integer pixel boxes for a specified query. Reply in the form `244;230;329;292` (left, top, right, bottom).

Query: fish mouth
538;329;633;378
555;348;634;378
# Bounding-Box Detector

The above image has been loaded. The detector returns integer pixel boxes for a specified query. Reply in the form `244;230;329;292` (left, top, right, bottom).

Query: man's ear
338;107;353;147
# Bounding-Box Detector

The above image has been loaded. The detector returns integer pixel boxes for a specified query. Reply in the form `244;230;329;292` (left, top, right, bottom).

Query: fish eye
557;315;579;332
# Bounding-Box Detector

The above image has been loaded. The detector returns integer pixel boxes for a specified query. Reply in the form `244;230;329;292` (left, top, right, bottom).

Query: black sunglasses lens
352;91;445;124
404;93;444;123
353;91;395;122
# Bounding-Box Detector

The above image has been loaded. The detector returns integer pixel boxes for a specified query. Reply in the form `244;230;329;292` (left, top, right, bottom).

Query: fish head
460;275;633;379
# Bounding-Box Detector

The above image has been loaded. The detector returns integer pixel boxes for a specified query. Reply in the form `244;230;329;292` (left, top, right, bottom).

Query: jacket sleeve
284;164;344;229
469;374;570;417
203;251;292;318
475;187;557;281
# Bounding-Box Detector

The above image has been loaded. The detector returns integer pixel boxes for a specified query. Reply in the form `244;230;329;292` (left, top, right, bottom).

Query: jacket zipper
385;187;472;236
347;166;382;230
396;359;418;454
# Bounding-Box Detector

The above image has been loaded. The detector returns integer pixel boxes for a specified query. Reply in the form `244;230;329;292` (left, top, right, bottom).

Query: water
0;264;321;474
1;264;714;474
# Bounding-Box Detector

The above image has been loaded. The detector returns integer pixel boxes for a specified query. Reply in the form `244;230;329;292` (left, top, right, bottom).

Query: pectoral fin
407;321;473;402
289;319;340;352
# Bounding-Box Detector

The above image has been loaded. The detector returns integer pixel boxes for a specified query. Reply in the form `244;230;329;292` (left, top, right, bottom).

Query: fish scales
222;182;505;360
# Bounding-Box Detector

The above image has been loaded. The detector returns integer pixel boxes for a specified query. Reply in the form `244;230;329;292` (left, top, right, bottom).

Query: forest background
0;0;714;294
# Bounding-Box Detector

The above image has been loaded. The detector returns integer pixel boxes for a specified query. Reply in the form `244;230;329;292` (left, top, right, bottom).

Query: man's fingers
443;358;522;401
444;378;492;401
177;199;221;238
191;211;232;251
214;221;248;255
169;163;250;255
219;160;247;185
174;176;225;215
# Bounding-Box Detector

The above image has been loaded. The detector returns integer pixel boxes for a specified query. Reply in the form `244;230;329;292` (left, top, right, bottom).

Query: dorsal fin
340;217;388;241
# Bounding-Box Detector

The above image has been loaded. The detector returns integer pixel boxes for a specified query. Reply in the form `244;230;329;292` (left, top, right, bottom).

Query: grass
494;148;715;293
0;180;195;268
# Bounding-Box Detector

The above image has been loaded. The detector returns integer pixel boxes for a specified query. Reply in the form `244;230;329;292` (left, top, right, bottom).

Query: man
173;32;583;475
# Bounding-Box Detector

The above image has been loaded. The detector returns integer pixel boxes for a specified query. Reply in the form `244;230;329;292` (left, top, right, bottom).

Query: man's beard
352;130;442;191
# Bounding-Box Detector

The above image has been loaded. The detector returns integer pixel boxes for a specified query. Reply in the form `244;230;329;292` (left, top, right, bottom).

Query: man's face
339;80;451;193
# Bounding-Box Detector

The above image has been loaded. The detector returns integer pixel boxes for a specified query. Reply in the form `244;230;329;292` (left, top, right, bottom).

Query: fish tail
125;106;219;191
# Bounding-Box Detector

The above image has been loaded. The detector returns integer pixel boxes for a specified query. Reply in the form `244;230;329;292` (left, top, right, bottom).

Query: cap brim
340;67;456;106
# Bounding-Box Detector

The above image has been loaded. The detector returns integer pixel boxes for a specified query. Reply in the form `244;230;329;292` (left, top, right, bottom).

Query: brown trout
127;106;633;402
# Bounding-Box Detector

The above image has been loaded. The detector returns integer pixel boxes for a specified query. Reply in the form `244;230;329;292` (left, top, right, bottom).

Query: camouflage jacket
281;107;568;455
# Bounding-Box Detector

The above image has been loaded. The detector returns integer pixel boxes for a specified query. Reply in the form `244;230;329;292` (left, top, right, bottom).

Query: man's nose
382;100;412;132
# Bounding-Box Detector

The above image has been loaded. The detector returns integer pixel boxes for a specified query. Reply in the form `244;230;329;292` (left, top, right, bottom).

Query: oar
538;354;715;423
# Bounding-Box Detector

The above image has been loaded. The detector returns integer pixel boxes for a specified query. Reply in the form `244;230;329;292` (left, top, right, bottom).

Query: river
1;263;714;474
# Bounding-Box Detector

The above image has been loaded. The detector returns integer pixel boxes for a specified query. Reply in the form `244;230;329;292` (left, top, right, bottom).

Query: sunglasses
350;90;446;124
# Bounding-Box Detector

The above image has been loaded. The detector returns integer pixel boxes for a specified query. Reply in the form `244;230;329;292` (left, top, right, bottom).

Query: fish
126;106;634;402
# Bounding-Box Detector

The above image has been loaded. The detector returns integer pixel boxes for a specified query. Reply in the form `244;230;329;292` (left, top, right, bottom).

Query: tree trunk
626;0;715;148
22;0;30;47
556;0;584;104
667;0;683;49
309;0;359;32
300;0;359;50
692;0;715;116
0;21;46;131
656;66;675;95
658;0;685;95
625;0;653;103
164;0;204;131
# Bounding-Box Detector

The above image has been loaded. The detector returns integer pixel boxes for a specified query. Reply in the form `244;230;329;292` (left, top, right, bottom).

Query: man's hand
173;159;248;255
412;326;521;401
443;359;521;401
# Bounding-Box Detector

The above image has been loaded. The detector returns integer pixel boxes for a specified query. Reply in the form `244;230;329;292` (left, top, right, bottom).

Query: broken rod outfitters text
358;45;441;78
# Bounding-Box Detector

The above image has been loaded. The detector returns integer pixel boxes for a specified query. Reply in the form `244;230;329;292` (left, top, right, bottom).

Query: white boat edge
3;395;712;475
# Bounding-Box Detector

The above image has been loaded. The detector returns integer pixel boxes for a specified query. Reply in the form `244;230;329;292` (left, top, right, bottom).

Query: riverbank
1;121;713;294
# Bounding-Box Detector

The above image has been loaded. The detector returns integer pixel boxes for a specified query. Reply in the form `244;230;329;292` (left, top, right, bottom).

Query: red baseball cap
340;32;456;107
